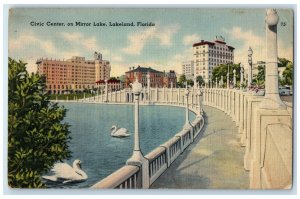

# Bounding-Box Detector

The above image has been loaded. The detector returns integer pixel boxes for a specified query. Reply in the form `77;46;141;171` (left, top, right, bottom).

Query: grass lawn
50;93;95;100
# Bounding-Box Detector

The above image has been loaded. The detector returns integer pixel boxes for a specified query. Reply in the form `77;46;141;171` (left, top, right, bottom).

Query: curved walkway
150;105;249;189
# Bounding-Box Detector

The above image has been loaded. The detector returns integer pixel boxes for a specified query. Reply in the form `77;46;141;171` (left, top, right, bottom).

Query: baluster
129;176;132;188
124;180;128;188
134;173;137;188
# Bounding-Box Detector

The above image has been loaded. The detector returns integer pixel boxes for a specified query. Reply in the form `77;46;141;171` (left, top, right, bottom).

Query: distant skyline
8;8;293;77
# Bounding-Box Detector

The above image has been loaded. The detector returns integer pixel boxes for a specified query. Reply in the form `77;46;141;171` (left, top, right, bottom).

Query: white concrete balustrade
88;87;205;189
67;79;293;189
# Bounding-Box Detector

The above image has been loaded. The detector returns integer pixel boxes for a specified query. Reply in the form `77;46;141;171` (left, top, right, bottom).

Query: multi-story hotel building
193;36;235;83
182;61;194;80
125;66;165;88
36;52;111;94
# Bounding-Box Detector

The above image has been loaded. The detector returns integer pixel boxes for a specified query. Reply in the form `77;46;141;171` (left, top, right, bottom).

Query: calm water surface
45;103;195;188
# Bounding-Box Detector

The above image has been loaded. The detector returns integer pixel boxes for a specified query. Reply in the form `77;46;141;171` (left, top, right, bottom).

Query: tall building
125;66;164;88
182;61;194;80
193;36;235;83
36;52;111;94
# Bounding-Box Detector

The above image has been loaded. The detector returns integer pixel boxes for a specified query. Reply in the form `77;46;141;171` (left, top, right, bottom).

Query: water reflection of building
36;52;111;94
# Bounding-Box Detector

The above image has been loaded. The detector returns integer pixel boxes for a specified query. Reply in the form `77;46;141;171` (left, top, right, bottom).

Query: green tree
178;74;186;87
253;65;265;88
282;61;293;85
196;75;205;87
8;58;72;188
212;63;241;86
278;57;290;68
177;75;194;87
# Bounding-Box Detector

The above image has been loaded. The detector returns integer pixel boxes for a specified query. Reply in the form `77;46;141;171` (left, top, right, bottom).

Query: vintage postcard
7;7;293;190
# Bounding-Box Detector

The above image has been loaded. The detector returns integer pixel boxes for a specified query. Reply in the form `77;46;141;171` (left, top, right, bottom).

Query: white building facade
182;60;194;80
193;36;235;83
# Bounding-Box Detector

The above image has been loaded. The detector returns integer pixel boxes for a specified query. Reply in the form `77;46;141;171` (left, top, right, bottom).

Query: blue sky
8;8;293;76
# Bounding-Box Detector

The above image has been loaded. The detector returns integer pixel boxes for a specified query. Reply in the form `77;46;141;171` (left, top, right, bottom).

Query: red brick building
163;70;177;87
125;66;164;88
96;78;123;92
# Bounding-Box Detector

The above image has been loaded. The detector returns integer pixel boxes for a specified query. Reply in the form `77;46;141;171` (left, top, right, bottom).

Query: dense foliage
212;63;241;87
8;58;72;188
177;74;194;87
281;60;293;86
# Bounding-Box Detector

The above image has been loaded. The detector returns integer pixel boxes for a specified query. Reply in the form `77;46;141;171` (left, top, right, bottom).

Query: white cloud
183;34;201;46
122;24;180;55
224;26;293;70
111;55;123;62
156;24;180;46
9;31;57;55
60;32;100;51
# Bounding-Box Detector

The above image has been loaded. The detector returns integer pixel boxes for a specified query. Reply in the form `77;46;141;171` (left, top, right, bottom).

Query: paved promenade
151;106;249;189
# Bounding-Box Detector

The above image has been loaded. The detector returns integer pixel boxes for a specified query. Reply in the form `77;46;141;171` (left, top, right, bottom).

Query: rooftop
126;66;163;73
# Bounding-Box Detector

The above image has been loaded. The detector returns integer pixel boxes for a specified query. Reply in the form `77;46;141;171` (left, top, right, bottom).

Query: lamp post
216;77;218;88
248;47;253;89
260;9;286;110
184;82;192;129
126;77;149;188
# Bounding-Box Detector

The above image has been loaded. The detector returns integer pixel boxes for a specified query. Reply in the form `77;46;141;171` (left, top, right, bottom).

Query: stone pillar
143;87;146;103
197;85;203;116
163;86;165;103
233;69;236;87
155;86;158;102
248;47;253;88
105;79;108;102
260;9;286;110
147;72;151;103
227;64;230;89
240;66;244;90
220;76;224;88
177;88;180;104
171;82;173;103
126;78;149;188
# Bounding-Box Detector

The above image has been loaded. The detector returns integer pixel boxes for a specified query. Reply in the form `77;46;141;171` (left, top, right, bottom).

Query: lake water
44;103;195;188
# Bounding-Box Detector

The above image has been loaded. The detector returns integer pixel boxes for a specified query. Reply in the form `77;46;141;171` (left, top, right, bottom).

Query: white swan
111;125;130;137
42;159;88;184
